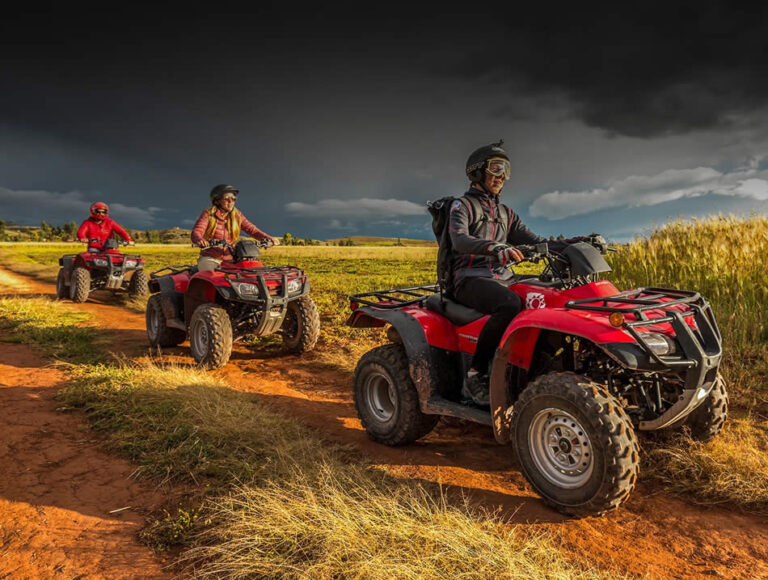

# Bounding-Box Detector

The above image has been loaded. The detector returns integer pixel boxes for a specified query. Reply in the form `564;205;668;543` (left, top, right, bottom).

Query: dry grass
182;467;601;579
59;359;608;578
643;419;768;512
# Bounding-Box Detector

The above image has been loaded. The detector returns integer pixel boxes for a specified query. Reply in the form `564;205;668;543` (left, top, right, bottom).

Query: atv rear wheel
511;372;639;517
189;303;233;369
281;295;320;354
56;269;69;300
146;294;186;348
679;373;728;442
354;344;438;446
69;267;91;303
128;269;149;297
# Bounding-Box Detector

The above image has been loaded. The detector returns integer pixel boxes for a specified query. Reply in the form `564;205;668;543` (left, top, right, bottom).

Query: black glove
489;243;523;266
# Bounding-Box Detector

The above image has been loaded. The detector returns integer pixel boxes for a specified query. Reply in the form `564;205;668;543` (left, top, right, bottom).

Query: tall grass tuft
643;418;768;512
608;215;768;411
182;466;601;579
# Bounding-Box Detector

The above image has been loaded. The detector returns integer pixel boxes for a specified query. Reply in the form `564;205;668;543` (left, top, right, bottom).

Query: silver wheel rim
191;319;209;357
528;408;594;489
364;370;397;423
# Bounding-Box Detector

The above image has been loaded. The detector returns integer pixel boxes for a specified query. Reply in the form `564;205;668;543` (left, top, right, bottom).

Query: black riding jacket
448;187;568;290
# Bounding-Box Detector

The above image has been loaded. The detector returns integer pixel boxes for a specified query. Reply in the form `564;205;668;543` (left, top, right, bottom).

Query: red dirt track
1;265;767;579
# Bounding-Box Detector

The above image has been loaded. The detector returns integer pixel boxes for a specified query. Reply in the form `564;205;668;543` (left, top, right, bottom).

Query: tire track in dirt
0;268;170;578
4;265;768;579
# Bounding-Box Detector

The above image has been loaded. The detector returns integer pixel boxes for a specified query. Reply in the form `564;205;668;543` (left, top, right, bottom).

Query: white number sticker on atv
525;292;546;309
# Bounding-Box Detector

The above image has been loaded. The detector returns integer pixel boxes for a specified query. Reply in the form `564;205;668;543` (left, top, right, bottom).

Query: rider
77;202;134;249
191;184;280;271
449;140;584;405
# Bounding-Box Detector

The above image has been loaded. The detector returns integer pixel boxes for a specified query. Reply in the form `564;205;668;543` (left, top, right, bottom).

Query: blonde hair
203;206;241;241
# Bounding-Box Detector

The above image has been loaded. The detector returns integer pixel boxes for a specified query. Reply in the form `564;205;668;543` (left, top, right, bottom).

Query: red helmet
90;202;109;219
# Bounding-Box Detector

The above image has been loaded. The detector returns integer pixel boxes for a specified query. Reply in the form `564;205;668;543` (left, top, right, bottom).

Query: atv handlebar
196;238;275;250
86;238;134;249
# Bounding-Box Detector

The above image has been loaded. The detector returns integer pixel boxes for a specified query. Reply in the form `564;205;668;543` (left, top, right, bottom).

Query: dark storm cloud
455;3;768;138
2;2;767;239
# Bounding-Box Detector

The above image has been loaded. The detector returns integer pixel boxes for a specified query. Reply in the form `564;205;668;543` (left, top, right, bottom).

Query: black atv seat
425;294;485;326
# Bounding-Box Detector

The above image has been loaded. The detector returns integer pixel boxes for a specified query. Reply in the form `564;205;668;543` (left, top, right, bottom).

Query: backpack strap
463;195;486;236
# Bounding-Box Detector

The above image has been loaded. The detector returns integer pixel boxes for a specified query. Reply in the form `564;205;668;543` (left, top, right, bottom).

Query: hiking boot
461;372;490;406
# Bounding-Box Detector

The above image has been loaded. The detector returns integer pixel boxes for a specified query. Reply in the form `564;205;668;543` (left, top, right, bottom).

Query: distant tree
62;221;77;240
283;232;293;246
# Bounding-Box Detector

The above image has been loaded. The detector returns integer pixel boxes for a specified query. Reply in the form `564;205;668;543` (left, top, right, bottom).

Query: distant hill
324;236;436;247
0;220;436;247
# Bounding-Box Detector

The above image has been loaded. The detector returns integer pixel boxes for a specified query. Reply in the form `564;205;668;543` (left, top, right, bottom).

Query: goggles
94;209;108;215
485;158;511;179
220;194;237;202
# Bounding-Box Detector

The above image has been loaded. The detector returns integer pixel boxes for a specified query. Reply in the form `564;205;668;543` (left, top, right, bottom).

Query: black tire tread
56;269;68;300
128;269;149;297
353;344;438;446
512;371;640;517
282;295;320;354
70;267;91;303
682;374;728;442
146;294;186;347
190;303;233;369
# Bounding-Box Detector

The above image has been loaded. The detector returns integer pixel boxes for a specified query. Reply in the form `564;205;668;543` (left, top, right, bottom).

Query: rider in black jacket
450;140;581;405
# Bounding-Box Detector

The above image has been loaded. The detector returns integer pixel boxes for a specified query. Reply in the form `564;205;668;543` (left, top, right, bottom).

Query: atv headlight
640;332;678;356
93;258;108;267
124;259;138;268
232;281;261;298
287;279;302;294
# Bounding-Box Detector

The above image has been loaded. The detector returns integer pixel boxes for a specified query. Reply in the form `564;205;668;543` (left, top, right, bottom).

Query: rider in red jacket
77;202;134;249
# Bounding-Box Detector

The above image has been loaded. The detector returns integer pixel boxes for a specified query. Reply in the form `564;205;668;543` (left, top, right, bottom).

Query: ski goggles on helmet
485;157;511;179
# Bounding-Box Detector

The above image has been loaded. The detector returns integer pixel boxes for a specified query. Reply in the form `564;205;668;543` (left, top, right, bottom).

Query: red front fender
498;308;635;370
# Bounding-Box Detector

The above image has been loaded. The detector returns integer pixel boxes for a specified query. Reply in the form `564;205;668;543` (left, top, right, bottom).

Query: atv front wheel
189;303;233;369
281;295;320;354
69;267;91;303
353;344;438;446
56;269;69;300
678;374;728;442
146;294;186;347
128;269;149;297
511;372;640;517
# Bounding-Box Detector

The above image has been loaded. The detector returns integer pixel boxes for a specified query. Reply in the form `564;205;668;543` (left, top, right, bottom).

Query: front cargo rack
566;286;722;370
349;284;439;309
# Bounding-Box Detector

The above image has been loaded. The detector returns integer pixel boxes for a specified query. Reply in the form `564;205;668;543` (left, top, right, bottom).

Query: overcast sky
2;2;767;241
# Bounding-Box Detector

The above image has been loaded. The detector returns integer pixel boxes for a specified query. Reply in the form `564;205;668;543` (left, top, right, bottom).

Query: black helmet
210;184;239;204
465;140;509;182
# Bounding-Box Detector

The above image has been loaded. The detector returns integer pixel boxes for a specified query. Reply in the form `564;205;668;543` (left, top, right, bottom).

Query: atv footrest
424;397;492;426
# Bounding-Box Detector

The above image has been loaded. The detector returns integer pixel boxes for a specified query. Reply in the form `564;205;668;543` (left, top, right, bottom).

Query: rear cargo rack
150;264;195;277
349;284;439;309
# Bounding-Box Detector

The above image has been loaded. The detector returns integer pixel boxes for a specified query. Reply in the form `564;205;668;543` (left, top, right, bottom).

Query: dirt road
2;265;767;579
0;268;170;578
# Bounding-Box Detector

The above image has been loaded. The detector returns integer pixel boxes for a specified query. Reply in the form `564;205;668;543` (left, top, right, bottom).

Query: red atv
56;238;148;303
146;239;320;368
347;239;727;516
